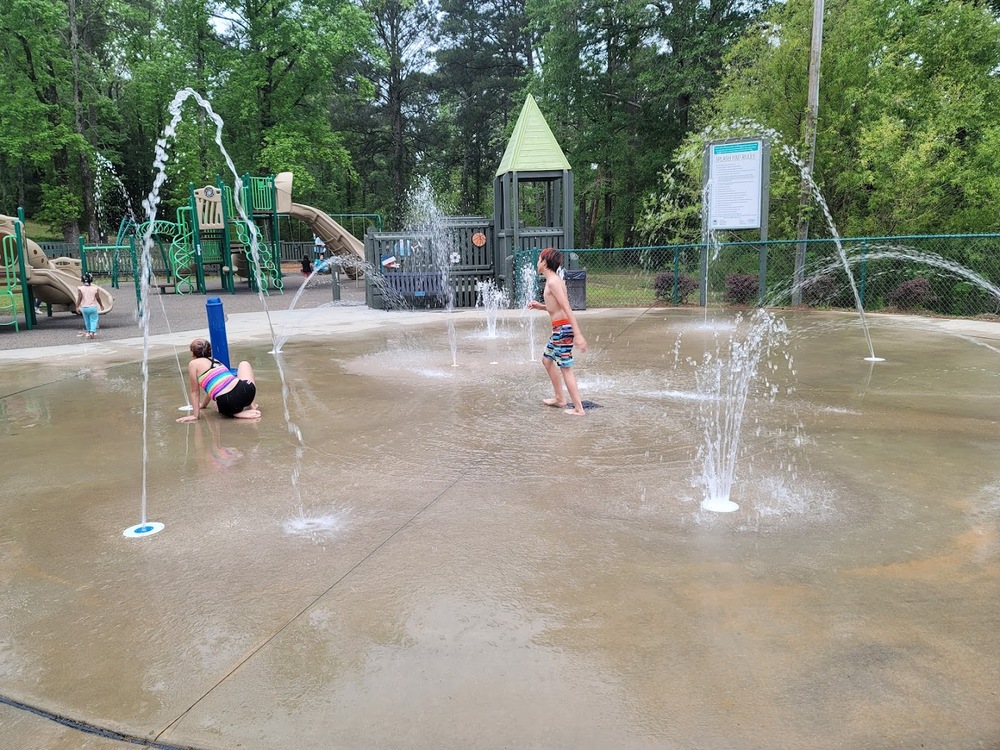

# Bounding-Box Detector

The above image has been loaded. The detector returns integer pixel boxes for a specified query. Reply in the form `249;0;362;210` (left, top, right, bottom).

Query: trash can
564;269;587;311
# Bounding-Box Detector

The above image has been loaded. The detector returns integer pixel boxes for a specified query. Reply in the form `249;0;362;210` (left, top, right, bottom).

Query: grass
22;219;61;242
584;269;676;308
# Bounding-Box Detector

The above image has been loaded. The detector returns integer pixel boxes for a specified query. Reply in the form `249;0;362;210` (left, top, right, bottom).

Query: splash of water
695;309;792;512
93;152;137;238
270;255;372;353
405;177;459;365
476;278;509;338
134;88;304;532
517;260;538;361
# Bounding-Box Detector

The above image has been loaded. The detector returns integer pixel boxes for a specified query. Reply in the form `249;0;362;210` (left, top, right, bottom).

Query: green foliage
36;184;82;228
0;0;996;250
654;271;698;302
724;273;759;305
530;0;765;247
640;0;1000;243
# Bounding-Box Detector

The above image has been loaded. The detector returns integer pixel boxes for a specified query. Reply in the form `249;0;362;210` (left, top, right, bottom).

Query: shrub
886;277;936;309
653;271;698;302
724;273;759;305
800;274;837;307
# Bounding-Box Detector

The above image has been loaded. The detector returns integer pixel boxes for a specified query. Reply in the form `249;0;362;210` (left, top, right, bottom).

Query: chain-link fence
513;234;1000;318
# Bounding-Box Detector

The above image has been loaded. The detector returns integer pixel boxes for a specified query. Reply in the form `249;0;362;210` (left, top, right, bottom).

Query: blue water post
206;297;231;369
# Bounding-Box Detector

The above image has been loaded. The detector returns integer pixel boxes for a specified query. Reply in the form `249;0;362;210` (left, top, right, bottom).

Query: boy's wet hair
190;338;212;358
539;247;562;271
82;272;93;284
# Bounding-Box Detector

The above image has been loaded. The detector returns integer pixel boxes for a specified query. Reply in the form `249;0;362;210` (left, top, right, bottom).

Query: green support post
268;174;281;288
859;241;867;309
216;175;235;294
189;183;207;294
130;236;141;309
15;208;34;329
239;173;258;293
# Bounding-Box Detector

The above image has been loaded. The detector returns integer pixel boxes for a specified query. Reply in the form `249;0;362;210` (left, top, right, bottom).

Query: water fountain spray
696;309;791;513
125;87;304;537
702;120;882;361
476;278;509;339
518;260;539;361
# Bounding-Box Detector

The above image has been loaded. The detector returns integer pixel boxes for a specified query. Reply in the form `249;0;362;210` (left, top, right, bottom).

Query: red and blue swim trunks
543;318;575;368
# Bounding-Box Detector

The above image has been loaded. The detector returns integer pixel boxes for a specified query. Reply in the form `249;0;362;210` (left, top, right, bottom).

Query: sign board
707;140;764;230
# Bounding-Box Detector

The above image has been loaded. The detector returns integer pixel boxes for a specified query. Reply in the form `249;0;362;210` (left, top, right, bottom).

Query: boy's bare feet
564;407;586;416
542;398;567;407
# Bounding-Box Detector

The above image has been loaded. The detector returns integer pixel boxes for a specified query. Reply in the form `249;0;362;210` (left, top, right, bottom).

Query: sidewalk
0;268;369;352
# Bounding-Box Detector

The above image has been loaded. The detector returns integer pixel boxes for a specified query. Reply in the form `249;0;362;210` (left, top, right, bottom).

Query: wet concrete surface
1;308;998;749
0;266;366;351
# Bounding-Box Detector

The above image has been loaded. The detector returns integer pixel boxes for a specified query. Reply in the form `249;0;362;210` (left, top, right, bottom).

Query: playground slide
28;260;114;314
0;218;114;314
285;202;364;263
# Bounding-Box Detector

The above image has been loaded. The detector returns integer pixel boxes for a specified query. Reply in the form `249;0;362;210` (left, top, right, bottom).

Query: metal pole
331;266;341;302
700;146;710;308
793;0;825;306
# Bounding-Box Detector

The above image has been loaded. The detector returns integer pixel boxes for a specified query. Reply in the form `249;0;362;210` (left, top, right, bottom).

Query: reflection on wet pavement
1;309;998;748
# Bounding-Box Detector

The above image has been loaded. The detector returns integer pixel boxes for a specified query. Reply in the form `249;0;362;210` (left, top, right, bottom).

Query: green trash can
564;269;587;311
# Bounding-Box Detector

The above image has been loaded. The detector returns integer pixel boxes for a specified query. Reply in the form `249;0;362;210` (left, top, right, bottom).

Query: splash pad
1;306;998;748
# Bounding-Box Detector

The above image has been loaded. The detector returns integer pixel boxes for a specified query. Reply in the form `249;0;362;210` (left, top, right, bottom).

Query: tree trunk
69;0;98;241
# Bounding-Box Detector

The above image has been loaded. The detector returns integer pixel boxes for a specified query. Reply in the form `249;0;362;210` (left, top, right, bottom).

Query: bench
382;271;446;306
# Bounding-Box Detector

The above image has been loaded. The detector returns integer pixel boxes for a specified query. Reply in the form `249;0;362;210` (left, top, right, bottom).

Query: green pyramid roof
495;95;571;177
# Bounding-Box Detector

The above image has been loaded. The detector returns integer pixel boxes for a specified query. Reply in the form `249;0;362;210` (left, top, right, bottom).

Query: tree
640;0;1000;243
434;0;534;214
529;0;765;247
0;0;88;239
344;0;438;228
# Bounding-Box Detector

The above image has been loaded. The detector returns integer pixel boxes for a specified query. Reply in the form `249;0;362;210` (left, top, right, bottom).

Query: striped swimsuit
543;318;575;368
198;361;237;400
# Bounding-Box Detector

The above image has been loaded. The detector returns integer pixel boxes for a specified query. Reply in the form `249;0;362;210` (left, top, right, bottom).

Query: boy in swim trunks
527;247;589;416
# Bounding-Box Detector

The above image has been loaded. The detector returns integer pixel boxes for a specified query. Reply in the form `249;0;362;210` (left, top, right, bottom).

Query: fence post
860;241;867;309
699;241;708;307
78;237;88;277
758;241;768;307
672;247;680;304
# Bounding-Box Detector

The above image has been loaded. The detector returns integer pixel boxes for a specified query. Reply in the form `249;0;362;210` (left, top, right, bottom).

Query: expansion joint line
154;473;466;743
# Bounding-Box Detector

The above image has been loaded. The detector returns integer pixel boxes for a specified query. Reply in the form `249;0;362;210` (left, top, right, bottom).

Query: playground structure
365;95;575;310
2;93;567;329
0;169;371;332
0;211;116;332
119;171;366;297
